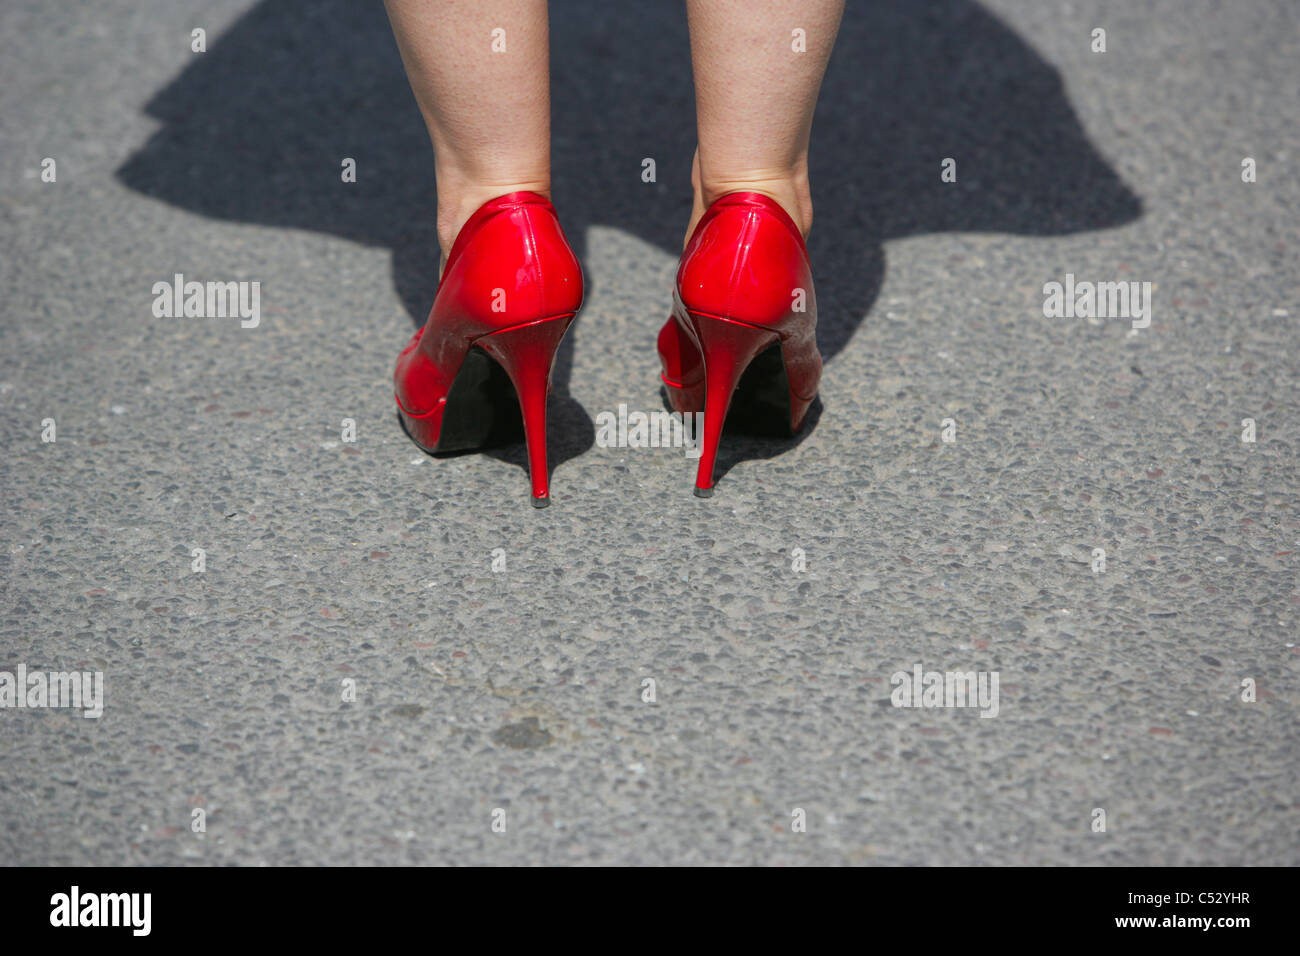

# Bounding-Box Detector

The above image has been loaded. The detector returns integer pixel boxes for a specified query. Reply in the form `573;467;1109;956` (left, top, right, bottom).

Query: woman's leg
683;0;844;242
383;0;552;265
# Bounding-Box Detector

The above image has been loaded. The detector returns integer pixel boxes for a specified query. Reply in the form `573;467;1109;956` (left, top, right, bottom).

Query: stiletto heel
658;192;822;496
477;314;575;507
678;311;779;496
394;191;583;504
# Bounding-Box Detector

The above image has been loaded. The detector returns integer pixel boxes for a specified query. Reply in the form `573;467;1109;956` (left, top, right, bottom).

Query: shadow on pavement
117;0;1142;487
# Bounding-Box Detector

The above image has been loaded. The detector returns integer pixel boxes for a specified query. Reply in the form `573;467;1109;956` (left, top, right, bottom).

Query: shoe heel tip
693;485;714;499
531;495;550;509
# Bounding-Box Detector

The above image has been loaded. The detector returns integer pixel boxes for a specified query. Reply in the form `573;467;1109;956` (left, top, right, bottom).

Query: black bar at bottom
1;866;1284;942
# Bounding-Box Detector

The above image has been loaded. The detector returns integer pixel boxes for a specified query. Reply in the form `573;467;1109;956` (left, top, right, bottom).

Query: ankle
436;179;552;262
692;166;813;242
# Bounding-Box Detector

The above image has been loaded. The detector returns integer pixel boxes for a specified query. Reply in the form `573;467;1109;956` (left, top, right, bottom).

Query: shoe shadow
116;0;1141;489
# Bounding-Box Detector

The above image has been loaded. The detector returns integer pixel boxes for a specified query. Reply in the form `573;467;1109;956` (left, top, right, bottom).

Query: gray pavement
1;0;1297;865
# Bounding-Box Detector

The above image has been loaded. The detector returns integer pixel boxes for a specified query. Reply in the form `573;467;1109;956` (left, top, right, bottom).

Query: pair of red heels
394;190;821;506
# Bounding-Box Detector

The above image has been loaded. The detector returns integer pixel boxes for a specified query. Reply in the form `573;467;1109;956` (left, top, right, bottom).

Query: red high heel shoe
395;191;583;507
657;192;822;496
